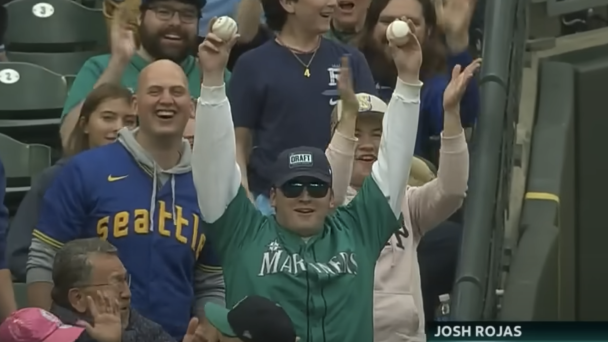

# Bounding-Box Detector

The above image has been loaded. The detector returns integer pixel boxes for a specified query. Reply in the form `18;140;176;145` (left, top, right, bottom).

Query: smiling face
332;0;370;32
83;98;137;148
134;60;193;139
271;177;334;237
139;0;198;63
351;113;383;189
282;0;337;34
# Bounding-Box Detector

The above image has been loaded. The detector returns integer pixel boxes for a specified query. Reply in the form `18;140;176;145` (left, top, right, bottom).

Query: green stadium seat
7;50;100;75
12;283;28;309
4;0;107;49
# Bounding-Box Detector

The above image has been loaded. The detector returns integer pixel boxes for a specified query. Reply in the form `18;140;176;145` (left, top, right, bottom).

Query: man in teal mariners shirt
60;0;230;149
193;24;423;342
28;60;224;341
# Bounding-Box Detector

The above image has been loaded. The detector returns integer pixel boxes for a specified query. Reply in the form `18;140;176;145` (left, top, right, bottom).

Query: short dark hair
51;239;119;307
64;83;132;158
262;0;297;32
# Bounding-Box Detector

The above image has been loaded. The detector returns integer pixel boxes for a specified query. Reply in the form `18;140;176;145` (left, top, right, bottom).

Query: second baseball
386;20;411;46
212;16;238;41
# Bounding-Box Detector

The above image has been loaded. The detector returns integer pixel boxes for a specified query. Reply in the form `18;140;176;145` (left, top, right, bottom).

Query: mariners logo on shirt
259;239;358;276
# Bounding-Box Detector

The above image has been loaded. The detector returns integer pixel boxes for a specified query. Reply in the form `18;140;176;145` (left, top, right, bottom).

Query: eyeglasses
149;6;198;24
78;273;131;292
280;181;329;199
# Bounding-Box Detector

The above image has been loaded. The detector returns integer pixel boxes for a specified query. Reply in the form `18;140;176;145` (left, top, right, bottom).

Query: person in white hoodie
328;58;480;341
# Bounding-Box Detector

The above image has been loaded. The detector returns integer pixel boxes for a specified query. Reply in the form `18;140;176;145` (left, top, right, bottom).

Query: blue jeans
255;194;275;215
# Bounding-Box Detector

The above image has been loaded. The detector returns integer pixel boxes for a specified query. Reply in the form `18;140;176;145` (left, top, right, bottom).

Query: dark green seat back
0;133;51;181
7;51;99;75
5;0;107;47
12;283;28;309
0;62;67;113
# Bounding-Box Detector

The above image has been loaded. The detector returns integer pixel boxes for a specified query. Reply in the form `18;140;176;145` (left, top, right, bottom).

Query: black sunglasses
280;180;330;199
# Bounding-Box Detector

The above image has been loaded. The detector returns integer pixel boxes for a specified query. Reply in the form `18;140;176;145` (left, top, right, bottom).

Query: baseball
386;19;411;46
211;16;238;41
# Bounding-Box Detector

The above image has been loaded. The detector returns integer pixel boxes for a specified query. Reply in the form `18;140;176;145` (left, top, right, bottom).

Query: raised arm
408;61;480;236
371;21;424;217
192;30;242;224
192;22;263;254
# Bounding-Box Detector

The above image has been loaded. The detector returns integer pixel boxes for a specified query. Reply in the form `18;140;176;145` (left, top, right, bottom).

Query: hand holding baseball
211;16;238;41
387;18;422;83
198;17;239;83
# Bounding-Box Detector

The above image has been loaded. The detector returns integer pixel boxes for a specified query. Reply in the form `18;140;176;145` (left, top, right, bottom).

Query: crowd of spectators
0;0;483;341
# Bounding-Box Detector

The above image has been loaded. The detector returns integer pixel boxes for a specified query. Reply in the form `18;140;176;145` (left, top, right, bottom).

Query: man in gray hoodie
25;59;224;341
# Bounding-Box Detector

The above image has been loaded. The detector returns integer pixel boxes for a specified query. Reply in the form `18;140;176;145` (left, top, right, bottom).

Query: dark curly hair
355;0;446;85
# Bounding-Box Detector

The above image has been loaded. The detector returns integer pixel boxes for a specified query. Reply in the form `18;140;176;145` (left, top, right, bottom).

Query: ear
328;189;335;209
68;288;87;314
131;94;139;116
270;188;277;208
279;0;296;14
79;116;89;134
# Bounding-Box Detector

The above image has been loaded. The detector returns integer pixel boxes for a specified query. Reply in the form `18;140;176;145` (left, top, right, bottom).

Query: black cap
204;296;296;342
272;146;333;187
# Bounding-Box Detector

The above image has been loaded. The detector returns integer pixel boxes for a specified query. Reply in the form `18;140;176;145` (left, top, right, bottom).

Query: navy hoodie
0;158;8;270
7;159;68;281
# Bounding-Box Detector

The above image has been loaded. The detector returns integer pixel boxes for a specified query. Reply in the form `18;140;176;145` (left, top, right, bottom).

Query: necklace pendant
304;68;310;77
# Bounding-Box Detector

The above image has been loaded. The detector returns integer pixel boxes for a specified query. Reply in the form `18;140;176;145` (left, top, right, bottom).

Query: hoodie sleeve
27;160;90;284
325;130;357;206
192;83;264;258
193;233;225;318
7;164;63;281
407;131;469;238
0;159;8;270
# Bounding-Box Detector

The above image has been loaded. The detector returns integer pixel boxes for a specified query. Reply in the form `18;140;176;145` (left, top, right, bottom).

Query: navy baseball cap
272;146;333;187
204;296;296;342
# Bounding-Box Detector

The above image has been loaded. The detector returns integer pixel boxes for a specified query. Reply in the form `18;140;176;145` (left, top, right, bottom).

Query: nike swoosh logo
107;175;128;182
329;98;338;106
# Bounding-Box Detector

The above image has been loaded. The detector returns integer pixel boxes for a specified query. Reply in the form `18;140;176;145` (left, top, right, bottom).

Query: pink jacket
326;131;469;342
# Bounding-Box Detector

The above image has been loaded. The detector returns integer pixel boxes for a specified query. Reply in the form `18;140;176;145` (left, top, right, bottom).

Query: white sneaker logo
329;98;338;106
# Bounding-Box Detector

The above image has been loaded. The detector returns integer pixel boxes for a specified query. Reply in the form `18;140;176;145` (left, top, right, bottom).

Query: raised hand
443;58;482;114
76;291;122;342
198;17;239;77
388;19;423;84
433;0;477;52
337;56;359;116
110;6;136;65
182;317;200;342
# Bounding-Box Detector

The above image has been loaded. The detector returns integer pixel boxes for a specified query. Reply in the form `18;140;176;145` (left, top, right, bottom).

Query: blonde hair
409;157;436;186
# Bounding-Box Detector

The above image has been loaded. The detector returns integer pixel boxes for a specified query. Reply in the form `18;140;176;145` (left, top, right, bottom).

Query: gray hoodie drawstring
170;175;177;225
149;164;157;231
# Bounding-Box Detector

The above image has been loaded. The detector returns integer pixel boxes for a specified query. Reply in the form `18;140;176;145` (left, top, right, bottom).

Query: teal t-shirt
208;177;401;342
61;54;231;118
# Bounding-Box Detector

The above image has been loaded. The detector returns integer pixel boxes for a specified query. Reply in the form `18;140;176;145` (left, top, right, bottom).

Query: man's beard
139;27;194;63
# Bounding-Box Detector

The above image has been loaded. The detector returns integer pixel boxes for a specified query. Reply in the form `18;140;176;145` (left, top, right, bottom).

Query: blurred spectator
325;0;370;42
26;61;224;341
203;296;297;342
0;158;16;320
356;0;479;164
60;0;225;150
198;0;238;37
183;117;195;148
0;308;86;342
49;238;200;342
229;0;376;213
7;84;135;282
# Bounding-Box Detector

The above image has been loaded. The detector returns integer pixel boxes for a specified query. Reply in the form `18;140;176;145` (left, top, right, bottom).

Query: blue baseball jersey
34;142;220;339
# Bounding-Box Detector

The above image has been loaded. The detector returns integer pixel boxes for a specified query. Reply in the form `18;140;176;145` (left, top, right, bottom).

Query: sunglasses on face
280;180;330;199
